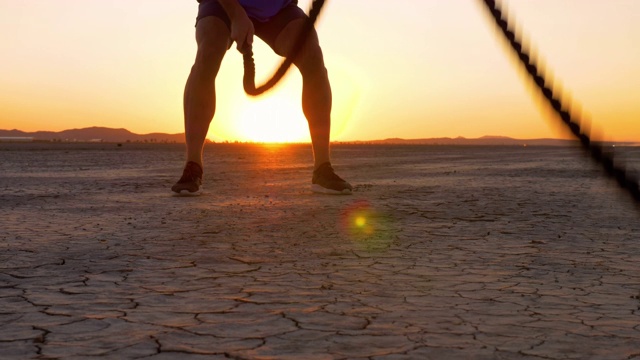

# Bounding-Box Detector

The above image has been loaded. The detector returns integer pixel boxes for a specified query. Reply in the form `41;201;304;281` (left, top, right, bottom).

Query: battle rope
480;0;640;203
242;0;325;96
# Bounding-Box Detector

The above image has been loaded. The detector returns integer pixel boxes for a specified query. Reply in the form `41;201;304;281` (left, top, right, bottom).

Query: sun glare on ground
235;95;309;143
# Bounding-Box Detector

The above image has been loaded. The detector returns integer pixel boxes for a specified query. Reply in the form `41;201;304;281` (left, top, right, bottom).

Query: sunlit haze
1;0;639;142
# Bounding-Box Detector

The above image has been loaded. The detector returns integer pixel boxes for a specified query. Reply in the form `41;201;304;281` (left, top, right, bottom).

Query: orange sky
1;0;639;142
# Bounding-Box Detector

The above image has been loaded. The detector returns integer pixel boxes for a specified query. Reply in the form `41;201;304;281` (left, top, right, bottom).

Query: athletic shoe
171;161;203;194
312;162;352;195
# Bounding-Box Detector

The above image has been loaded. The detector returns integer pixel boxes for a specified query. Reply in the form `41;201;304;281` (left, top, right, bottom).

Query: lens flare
339;200;396;251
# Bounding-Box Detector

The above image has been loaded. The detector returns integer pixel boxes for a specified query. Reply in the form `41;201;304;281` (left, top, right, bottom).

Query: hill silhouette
0;127;184;143
2;127;629;146
344;135;578;146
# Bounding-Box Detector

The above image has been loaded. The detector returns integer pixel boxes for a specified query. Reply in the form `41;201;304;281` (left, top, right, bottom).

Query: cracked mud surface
1;143;639;359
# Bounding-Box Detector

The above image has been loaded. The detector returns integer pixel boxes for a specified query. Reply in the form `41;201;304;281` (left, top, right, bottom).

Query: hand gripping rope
241;0;640;204
480;0;639;204
242;0;325;96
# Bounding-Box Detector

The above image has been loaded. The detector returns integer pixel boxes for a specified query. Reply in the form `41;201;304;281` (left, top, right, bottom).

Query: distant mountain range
0;127;634;146
0;127;184;143
346;136;580;146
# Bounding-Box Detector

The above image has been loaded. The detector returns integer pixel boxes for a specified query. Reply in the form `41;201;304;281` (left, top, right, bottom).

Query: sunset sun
235;95;309;143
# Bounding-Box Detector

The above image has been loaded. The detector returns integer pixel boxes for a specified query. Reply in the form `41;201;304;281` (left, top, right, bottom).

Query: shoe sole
171;187;202;196
311;184;352;195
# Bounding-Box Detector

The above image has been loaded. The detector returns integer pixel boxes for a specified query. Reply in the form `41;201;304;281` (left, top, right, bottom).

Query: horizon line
2;127;639;145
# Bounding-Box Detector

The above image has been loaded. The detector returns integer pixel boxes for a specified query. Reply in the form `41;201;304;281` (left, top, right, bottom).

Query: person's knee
295;42;328;79
285;31;326;77
193;45;225;77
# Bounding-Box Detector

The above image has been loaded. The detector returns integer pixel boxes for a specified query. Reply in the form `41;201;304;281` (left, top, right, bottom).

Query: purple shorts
196;0;307;49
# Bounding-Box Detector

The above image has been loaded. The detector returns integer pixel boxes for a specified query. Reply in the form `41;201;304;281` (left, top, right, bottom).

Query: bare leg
273;19;332;169
172;17;231;194
271;20;351;194
183;17;230;167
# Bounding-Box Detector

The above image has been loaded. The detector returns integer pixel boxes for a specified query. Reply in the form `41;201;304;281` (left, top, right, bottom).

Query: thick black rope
242;0;325;96
480;0;640;203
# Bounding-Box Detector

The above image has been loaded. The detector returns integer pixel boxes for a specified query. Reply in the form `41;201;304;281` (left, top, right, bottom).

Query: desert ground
1;142;639;359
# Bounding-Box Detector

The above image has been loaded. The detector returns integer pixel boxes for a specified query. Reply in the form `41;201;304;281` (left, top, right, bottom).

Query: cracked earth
1;143;639;359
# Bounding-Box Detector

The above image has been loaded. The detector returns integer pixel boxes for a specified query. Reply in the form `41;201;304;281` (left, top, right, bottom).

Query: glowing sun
235;95;310;143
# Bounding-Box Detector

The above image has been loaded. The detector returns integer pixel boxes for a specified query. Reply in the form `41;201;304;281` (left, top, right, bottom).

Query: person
172;0;352;195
